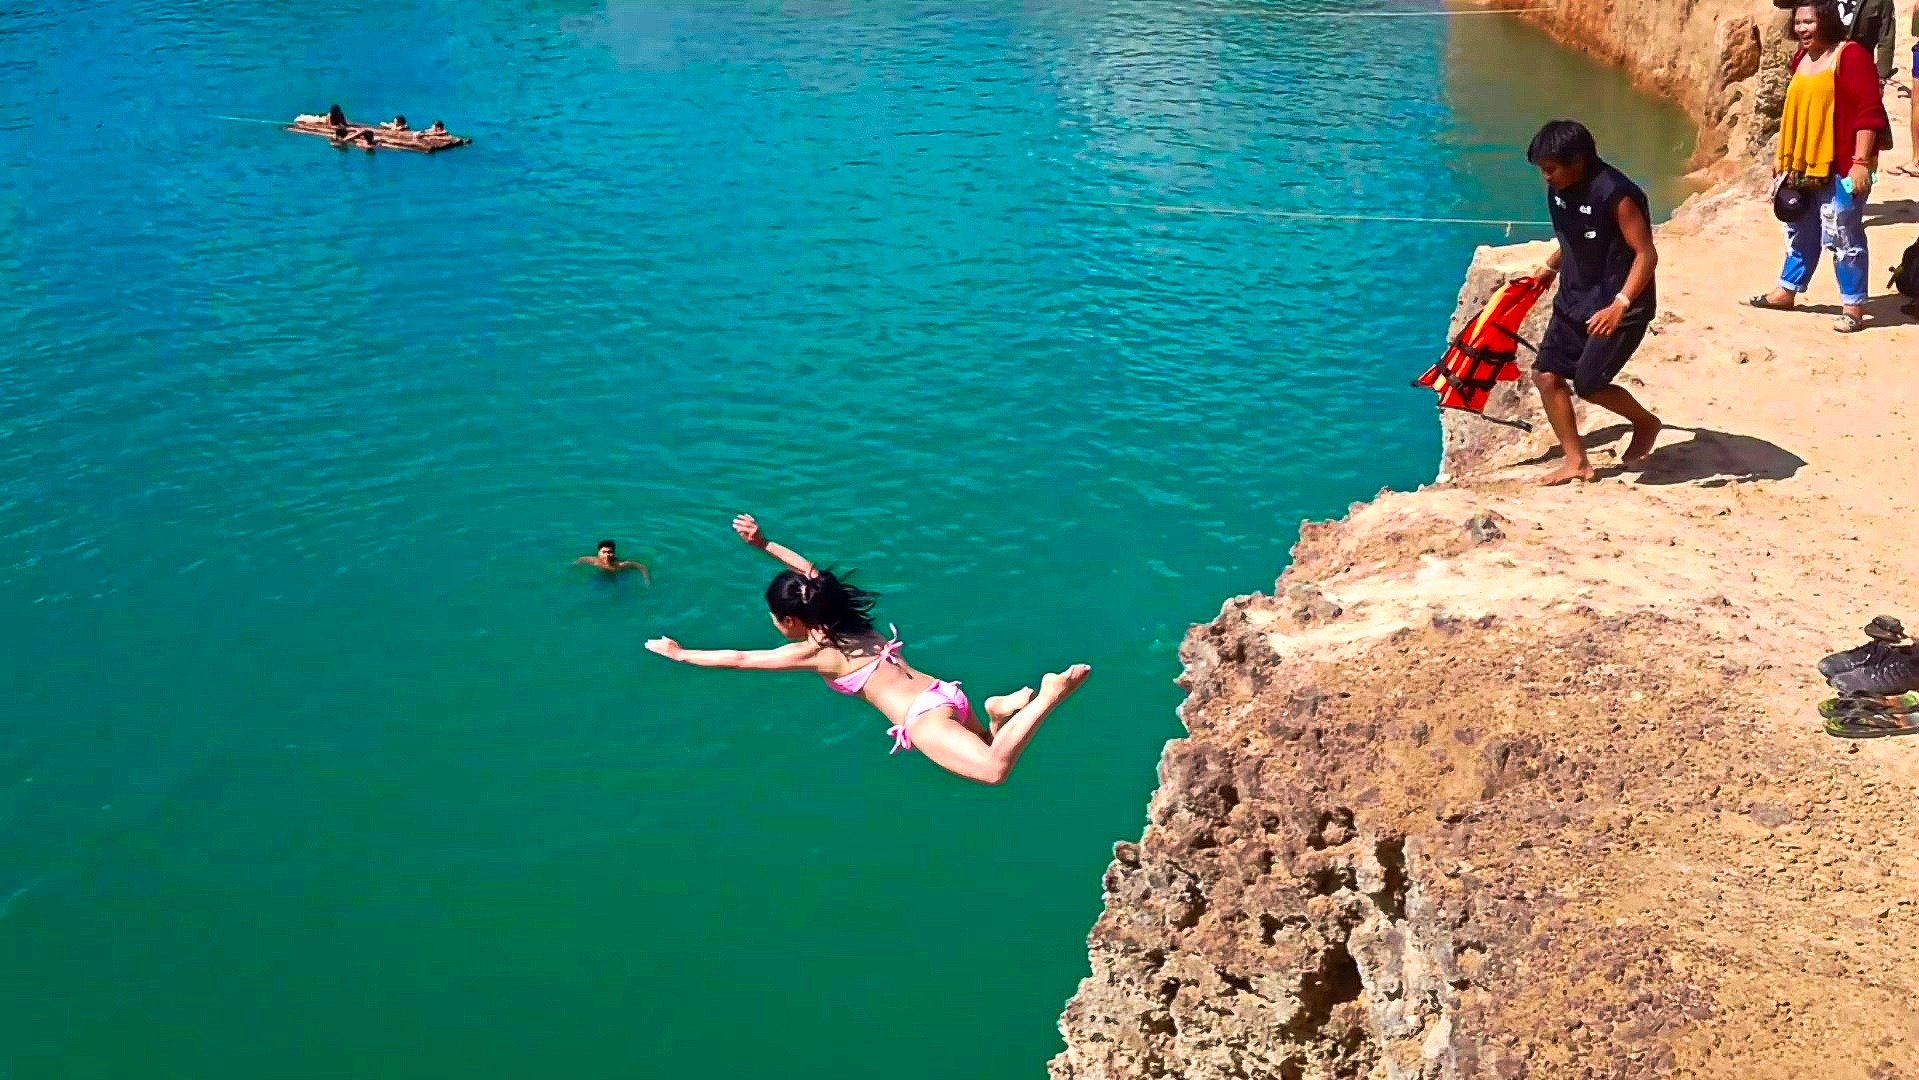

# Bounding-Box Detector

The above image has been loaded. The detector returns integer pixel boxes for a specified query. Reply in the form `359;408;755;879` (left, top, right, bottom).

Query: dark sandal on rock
1824;710;1919;738
1820;692;1919;719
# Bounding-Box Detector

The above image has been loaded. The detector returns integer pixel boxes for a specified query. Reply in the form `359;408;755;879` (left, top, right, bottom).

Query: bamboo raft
288;119;471;154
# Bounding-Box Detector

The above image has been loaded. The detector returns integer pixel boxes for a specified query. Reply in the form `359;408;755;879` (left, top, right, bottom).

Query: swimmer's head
765;568;876;647
430;120;445;132
597;540;617;559
1527;120;1598;192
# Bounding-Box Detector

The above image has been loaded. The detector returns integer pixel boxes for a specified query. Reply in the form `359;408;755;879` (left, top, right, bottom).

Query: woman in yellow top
1749;1;1894;332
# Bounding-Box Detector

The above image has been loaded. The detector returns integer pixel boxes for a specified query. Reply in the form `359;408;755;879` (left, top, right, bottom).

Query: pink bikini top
825;626;903;695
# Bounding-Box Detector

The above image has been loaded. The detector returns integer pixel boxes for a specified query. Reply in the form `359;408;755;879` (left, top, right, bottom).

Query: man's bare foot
984;687;1035;727
1539;461;1597;486
1040;664;1093;703
1622;417;1663;469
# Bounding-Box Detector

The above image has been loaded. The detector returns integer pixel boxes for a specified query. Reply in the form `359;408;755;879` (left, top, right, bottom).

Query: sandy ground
1465;72;1919;774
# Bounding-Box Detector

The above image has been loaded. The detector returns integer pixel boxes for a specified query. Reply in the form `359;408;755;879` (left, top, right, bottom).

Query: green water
0;3;1690;1077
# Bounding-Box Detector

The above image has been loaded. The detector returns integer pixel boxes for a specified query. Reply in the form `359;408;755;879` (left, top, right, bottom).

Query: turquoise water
0;3;1690;1078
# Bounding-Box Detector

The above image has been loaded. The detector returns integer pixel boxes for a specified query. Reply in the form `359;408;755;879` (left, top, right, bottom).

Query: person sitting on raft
425;120;447;135
644;515;1091;786
381;114;409;131
295;104;351;135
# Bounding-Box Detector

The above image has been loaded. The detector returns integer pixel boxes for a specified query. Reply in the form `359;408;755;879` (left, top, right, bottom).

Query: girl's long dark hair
765;568;877;648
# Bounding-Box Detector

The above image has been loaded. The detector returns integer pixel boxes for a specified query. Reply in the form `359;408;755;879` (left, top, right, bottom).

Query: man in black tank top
1525;121;1664;486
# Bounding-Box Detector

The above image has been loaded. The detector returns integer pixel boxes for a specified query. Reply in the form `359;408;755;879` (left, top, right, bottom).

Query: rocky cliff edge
1050;5;1919;1077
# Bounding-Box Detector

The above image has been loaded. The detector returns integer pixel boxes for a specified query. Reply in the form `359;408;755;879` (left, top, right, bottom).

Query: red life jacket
1415;277;1545;429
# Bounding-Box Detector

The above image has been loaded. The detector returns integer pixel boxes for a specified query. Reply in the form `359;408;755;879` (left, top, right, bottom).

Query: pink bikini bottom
887;680;971;754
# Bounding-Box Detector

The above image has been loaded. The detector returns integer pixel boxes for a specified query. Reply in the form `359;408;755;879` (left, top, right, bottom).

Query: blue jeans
1780;181;1869;306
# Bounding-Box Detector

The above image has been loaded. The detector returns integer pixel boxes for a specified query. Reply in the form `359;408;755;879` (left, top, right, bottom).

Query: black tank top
1545;161;1655;319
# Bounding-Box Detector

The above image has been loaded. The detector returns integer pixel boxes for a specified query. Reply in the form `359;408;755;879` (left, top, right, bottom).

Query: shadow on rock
1864;197;1919;228
1632;426;1807;487
1787;294;1917;330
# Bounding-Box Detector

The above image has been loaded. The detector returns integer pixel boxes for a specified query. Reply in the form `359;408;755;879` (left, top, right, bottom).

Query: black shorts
1533;307;1651;398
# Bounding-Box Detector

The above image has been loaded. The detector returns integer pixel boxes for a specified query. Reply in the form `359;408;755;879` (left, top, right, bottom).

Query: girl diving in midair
644;515;1091;785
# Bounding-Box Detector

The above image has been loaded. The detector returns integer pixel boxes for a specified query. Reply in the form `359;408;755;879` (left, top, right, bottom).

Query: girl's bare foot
1622;416;1663;469
1539;461;1597;486
1041;665;1093;702
984;687;1035;729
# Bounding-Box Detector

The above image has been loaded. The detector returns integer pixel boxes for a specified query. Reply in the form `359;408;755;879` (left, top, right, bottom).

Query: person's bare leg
983;687;1034;737
1532;370;1595;485
912;666;1091;785
1582;385;1662;468
1901;74;1919;172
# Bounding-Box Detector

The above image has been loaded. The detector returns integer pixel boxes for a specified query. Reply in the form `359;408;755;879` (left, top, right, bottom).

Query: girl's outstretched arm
732;514;815;576
646;637;826;671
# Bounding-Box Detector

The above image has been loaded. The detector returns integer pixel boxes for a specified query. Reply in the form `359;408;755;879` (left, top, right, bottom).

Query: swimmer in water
644;515;1091;786
577;539;650;583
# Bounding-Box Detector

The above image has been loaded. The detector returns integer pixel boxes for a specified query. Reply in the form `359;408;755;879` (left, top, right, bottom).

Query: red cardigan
1791;42;1894;175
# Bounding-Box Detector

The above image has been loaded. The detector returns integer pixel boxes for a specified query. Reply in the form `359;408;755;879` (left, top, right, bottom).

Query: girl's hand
645;637;683;660
1850;164;1872;201
732;514;766;547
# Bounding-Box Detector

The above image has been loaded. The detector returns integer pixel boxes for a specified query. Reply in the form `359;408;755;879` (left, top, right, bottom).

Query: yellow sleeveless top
1777;60;1838;178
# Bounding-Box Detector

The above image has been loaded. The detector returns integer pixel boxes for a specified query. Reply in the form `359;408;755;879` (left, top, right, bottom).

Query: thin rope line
1304;5;1547;15
208;116;1551;231
1083;199;1550;229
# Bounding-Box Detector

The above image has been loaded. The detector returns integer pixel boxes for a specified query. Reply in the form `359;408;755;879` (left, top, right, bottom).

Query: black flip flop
1747;294;1794;311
